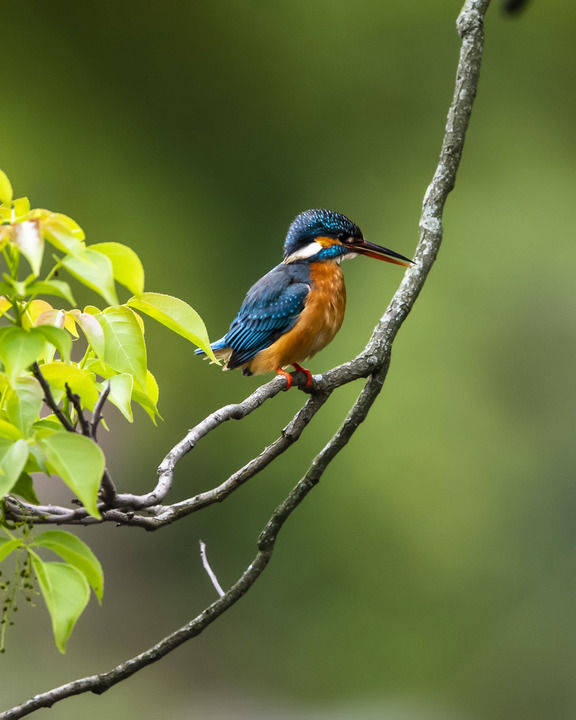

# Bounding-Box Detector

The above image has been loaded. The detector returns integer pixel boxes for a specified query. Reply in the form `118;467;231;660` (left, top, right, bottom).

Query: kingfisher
196;209;412;389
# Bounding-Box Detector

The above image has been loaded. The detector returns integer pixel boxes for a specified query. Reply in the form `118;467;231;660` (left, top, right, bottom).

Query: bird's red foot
276;367;293;391
292;363;313;388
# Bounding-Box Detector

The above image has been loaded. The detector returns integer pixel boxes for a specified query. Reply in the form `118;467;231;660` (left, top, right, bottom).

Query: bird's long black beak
347;238;413;267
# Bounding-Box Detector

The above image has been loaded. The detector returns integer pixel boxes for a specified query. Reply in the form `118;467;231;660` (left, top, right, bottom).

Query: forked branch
1;1;491;716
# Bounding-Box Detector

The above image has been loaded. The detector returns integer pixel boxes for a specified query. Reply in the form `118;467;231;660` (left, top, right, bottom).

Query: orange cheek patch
315;236;343;248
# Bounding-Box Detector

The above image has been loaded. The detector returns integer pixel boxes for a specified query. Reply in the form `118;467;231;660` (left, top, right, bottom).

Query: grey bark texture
1;0;491;716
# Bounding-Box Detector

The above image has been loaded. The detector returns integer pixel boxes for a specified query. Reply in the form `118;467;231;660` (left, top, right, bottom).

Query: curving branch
1;1;491;716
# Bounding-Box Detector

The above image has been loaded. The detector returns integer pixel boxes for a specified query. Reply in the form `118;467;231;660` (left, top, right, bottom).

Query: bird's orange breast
246;261;346;375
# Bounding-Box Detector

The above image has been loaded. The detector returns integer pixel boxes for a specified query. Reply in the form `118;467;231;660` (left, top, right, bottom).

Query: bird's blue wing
224;265;310;370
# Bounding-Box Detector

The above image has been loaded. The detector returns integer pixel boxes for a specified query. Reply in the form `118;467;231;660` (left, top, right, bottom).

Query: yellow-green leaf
0;170;13;206
0;297;12;318
42;215;85;254
13;220;44;276
30;556;90;653
90;242;145;296
105;373;133;422
62;249;118;305
0;438;29;498
0;418;23;441
40;362;99;411
0;538;22;563
32;530;104;602
0;327;46;381
11;472;39;504
127;292;216;361
33;326;72;363
6;376;43;436
38;432;104;518
27;280;76;306
133;370;161;424
71;311;105;357
98;306;147;387
12;196;30;220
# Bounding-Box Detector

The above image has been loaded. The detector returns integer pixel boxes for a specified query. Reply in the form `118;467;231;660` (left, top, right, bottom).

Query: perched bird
196;209;412;389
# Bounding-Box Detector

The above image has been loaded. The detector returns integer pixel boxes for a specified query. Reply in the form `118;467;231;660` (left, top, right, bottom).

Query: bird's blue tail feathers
194;337;228;357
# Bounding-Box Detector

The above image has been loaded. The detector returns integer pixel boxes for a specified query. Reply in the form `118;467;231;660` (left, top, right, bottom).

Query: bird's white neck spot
283;241;323;264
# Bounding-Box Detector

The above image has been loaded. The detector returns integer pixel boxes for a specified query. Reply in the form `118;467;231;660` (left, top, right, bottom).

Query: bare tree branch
91;383;110;440
9;375;330;528
199;540;225;597
1;1;491;716
65;383;91;437
0;373;392;720
31;362;73;432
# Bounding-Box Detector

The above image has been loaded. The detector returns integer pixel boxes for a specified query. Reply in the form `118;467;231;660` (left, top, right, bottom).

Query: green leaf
0;537;21;562
30;555;90;653
90;242;145;296
105;373;133;422
26;443;49;473
40;362;99;411
32;415;62;433
0;281;15;297
0;418;23;441
0;327;46;381
84;357;114;378
0;439;29;497
27;280;76;306
98;306;147;387
6;376;43;436
127;292;216;361
0;170;13;205
62;249;118;305
38;432;104;518
32;530;103;602
42;217;85;254
71;311;104;357
132;370;161;424
13;220;44;276
33;326;72;363
11;472;40;504
12;197;30;220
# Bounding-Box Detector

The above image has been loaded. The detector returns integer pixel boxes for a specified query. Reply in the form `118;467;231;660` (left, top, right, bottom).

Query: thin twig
65;383;91;436
1;2;491;716
199;541;225;597
31;362;73;432
91;383;110;440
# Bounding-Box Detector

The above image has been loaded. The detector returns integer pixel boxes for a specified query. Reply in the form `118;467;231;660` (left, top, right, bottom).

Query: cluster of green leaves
0;528;102;653
0;169;216;651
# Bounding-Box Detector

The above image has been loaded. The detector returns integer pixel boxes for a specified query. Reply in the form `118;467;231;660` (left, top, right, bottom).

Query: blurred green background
3;0;576;718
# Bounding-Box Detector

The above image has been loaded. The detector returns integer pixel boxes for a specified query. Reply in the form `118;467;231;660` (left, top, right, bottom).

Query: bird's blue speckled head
283;209;363;260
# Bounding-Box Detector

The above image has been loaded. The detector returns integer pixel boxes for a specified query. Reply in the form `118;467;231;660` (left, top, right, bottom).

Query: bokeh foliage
2;1;576;719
